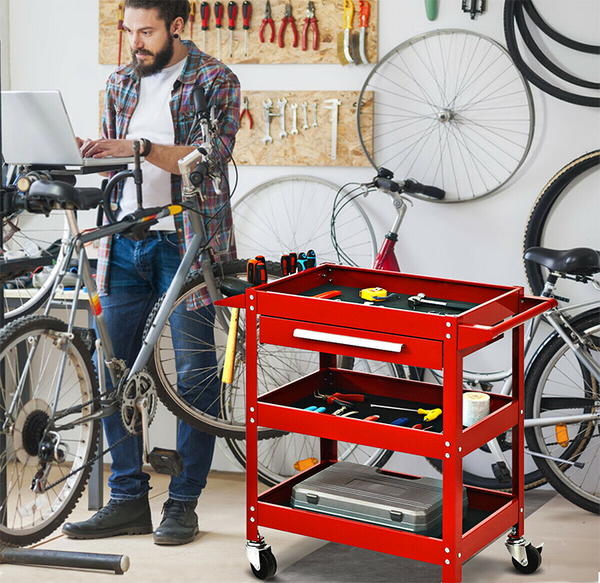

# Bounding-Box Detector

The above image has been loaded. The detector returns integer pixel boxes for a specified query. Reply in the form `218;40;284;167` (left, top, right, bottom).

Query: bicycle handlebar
372;167;445;200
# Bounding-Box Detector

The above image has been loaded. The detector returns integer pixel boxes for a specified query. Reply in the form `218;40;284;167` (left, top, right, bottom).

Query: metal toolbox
291;462;467;536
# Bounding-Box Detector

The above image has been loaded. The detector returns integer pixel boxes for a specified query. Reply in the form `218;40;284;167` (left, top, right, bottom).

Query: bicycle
330;169;600;513
217;167;600;514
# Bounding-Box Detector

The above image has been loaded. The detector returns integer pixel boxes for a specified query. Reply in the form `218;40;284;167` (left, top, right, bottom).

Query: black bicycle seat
28;180;104;212
524;247;600;276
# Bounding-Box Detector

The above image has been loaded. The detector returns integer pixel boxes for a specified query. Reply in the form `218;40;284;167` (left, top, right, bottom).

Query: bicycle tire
357;29;535;201
521;0;600;54
0;315;100;546
523;150;600;295
504;0;600;107
524;308;600;514
515;2;600;90
147;259;282;441
2;213;66;323
232;175;377;267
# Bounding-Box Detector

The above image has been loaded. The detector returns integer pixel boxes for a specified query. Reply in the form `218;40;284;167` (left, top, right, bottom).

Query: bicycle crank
119;370;157;436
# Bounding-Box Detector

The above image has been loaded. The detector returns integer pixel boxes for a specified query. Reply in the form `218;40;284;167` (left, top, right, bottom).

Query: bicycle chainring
119;370;158;435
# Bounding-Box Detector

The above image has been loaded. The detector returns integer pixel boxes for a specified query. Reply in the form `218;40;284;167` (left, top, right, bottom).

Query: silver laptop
1;90;140;167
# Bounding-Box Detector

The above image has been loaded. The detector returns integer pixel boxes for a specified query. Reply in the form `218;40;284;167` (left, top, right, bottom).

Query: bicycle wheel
525;309;600;514
357;29;534;202
424;368;546;492
523;150;600;296
232;175;377;266
225;359;402;488
148;259;283;440
0;315;100;546
2;210;66;323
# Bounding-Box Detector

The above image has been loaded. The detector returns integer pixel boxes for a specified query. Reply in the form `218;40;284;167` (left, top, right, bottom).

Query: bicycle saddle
27;180;104;213
524;246;600;276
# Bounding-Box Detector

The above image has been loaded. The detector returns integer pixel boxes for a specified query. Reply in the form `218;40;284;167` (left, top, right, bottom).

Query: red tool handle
228;1;238;29
332;393;365;402
200;2;210;29
242;1;252;29
214;2;224;27
190;1;196;22
359;0;370;27
312;290;341;300
117;3;124;30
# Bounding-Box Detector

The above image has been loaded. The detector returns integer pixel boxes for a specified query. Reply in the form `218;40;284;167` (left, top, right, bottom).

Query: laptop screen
1;90;88;166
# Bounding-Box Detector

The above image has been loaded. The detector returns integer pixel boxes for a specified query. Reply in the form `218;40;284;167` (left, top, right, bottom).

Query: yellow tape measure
359;287;390;301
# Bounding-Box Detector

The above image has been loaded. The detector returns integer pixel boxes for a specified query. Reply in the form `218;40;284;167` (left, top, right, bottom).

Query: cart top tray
219;264;555;348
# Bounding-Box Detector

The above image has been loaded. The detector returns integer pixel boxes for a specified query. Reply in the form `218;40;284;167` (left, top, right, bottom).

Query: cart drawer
259;316;443;369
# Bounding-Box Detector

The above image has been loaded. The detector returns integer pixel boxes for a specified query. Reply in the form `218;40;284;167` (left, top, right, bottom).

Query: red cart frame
219;264;555;582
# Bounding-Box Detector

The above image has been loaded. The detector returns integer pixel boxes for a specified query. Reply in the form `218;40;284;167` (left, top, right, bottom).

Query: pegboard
98;89;373;166
234;90;372;166
99;0;378;65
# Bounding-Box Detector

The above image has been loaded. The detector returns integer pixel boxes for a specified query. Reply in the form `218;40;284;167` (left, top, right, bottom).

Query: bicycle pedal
148;448;184;477
492;461;512;483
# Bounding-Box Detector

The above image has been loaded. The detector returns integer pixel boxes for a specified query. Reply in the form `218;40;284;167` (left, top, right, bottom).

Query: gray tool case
291;462;467;536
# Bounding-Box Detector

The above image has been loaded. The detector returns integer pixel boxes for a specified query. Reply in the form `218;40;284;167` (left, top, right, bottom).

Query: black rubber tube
504;0;600;107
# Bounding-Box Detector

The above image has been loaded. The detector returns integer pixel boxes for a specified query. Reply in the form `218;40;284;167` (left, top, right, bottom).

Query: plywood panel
235;90;372;166
99;0;378;65
99;89;372;166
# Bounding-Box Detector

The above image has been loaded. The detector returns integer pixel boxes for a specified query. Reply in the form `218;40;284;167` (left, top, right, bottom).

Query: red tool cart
219;264;555;582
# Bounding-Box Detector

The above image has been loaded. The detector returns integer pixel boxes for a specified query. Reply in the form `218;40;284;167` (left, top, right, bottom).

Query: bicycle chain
41;432;131;492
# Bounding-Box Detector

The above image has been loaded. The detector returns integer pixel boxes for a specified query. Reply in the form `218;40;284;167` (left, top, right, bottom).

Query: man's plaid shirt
95;40;240;307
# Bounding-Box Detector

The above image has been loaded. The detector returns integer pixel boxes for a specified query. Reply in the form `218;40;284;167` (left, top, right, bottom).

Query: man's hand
78;138;135;159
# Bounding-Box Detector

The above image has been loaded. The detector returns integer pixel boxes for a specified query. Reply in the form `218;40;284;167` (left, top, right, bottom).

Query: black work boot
153;499;199;545
62;496;153;539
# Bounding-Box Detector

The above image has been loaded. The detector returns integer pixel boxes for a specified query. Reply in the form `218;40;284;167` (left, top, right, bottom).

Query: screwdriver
189;1;196;38
200;2;210;52
214;2;224;60
228;1;238;58
370;404;443;422
242;1;252;57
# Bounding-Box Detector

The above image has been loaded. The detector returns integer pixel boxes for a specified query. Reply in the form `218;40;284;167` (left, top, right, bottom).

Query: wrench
262;99;273;145
290;103;299;135
301;102;309;130
407;292;473;311
278;98;288;139
311;102;318;127
323;98;341;161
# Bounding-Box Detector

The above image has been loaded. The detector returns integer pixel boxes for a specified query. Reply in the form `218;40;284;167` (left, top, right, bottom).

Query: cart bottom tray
257;461;519;565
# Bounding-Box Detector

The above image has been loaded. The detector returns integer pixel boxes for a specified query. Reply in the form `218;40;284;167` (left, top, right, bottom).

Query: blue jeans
98;233;218;502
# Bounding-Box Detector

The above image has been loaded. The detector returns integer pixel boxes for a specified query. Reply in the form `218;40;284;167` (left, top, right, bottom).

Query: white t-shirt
120;58;186;231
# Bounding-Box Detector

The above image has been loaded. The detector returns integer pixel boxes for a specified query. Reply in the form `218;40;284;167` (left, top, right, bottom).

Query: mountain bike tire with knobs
0;315;100;546
524;308;600;514
523;150;600;296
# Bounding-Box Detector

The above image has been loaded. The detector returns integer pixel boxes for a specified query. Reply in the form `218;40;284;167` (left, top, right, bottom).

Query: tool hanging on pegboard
200;2;210;51
117;3;124;66
240;96;254;129
302;1;319;51
190;1;196;37
242;1;252;56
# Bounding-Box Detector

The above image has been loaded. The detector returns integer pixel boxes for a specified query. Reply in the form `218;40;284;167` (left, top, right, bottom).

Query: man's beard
132;35;174;77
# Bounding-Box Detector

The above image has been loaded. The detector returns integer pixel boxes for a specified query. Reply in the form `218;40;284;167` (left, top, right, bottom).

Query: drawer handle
293;329;403;353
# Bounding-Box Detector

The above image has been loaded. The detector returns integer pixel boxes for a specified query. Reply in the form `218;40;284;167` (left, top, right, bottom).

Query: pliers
278;3;298;48
259;0;275;43
240;96;253;129
302;1;318;51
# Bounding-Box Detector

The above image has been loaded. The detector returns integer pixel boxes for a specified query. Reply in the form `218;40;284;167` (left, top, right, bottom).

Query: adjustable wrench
290;103;299;135
262;99;273;145
277;98;288;138
301;102;309;130
323;98;341;160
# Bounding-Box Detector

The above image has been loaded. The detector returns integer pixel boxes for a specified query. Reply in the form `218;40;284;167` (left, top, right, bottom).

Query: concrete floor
2;469;598;583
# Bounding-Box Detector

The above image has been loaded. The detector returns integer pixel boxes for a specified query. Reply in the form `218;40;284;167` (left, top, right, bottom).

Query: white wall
4;0;599;476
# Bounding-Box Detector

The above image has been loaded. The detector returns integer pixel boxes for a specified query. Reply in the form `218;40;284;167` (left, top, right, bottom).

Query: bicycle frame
369;185;600;464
